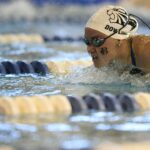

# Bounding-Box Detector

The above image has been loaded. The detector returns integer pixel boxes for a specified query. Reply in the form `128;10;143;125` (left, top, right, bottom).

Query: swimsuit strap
129;37;136;66
129;37;145;75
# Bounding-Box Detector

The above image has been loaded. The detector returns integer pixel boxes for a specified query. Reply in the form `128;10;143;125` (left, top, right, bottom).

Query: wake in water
62;60;150;87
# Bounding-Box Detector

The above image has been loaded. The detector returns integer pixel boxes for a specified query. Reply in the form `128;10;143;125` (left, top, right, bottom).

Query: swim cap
86;5;138;39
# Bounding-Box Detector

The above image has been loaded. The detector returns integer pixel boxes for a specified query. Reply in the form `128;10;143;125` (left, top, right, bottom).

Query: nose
87;45;96;54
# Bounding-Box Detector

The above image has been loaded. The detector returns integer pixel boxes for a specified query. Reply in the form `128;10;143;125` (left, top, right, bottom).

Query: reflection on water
0;111;150;148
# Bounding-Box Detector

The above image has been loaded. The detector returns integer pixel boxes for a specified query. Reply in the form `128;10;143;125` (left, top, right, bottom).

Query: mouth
91;55;98;60
91;55;101;68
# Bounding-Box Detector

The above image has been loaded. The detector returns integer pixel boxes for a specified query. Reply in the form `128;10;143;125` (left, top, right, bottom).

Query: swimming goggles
83;31;117;47
83;13;127;47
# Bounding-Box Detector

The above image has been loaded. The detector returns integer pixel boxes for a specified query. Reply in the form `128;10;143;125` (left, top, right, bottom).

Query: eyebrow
84;30;106;38
84;35;104;40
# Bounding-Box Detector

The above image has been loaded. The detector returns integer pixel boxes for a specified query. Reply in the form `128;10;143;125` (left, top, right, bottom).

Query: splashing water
63;61;150;87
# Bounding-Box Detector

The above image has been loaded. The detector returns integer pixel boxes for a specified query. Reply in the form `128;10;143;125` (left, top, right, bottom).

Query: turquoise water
0;21;150;149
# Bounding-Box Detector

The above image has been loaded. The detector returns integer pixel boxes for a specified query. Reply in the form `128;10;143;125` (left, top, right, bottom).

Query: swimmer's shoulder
129;34;150;52
129;34;150;74
130;34;150;44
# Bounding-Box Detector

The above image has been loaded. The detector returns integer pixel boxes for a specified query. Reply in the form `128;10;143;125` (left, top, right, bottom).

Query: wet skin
84;27;131;68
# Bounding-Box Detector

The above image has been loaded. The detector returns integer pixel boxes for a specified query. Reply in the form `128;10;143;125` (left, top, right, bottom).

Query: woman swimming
84;5;150;74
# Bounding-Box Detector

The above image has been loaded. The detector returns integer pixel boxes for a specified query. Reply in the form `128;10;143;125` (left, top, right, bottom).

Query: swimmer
84;5;150;74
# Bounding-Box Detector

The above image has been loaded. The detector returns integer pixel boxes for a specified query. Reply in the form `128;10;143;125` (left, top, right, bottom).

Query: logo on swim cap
107;7;137;33
85;5;138;39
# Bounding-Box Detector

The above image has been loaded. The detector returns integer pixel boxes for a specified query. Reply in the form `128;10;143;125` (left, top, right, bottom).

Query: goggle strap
130;14;150;31
104;31;117;40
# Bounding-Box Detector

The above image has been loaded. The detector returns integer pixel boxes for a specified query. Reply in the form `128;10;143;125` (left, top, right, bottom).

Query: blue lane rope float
0;92;148;116
43;35;83;42
67;96;88;114
82;93;105;112
32;0;118;6
117;93;140;112
31;61;49;75
16;61;35;74
0;61;49;76
0;63;6;75
0;0;118;5
1;61;20;74
100;93;123;112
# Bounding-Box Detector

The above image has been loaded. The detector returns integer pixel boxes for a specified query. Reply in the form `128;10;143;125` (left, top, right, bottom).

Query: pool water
0;22;150;96
0;20;150;149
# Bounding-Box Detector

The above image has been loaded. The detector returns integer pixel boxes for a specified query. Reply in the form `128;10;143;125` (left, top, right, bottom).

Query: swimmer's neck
115;38;132;65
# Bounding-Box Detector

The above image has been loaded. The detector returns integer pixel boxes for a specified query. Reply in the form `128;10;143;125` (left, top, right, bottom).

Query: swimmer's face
84;27;117;68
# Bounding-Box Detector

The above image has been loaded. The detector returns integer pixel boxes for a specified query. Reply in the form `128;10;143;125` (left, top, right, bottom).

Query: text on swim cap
105;25;118;33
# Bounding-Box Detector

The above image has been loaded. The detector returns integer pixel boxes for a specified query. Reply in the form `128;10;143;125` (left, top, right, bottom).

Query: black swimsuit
129;38;144;75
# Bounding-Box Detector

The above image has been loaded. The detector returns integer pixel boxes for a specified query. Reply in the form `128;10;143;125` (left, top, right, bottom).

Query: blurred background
0;0;149;35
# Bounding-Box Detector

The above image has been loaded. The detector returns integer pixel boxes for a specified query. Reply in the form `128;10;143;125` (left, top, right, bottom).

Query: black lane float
0;61;49;76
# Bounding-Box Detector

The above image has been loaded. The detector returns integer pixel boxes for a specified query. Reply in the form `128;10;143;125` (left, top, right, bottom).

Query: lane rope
0;92;148;116
0;60;92;76
0;34;83;43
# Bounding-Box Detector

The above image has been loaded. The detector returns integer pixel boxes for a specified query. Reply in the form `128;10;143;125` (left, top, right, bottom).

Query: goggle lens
84;38;105;47
93;38;105;47
83;38;90;45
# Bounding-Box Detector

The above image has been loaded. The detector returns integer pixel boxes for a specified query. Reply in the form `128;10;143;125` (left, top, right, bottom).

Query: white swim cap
86;5;138;39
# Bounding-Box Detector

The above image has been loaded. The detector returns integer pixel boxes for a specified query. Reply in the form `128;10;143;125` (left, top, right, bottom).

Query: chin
93;60;109;68
93;62;104;68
